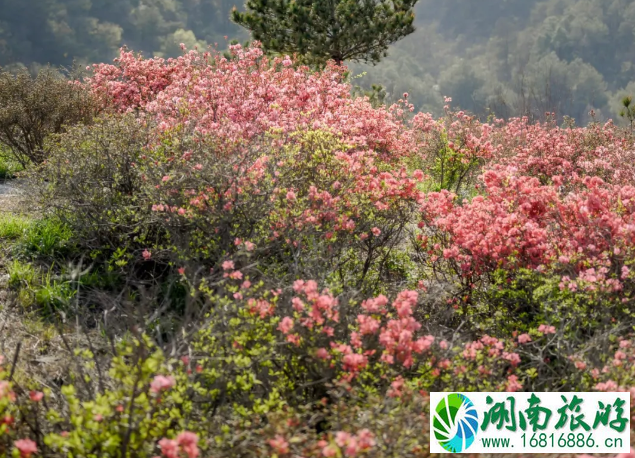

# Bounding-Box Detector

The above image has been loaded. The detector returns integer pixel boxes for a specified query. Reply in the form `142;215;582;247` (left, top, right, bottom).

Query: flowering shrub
418;163;635;306
37;43;430;298
489;116;635;188
3;276;635;457
141;127;423;292
87;43;413;159
13;42;635;458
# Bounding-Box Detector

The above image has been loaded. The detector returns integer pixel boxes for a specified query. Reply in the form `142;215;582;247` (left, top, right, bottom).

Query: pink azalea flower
574;361;587;370
150;375;176;394
159;438;179;458
278;317;294;334
505;375;523;392
176;432;199;458
14;439;37;458
517;333;532;344
269;435;289;455
538;324;556;335
316;348;330;360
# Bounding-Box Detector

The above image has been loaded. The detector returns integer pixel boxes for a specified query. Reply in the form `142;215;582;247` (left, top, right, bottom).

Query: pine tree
232;0;419;66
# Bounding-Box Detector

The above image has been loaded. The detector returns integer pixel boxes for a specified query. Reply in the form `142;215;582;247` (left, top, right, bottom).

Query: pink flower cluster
276;284;443;381
421;168;635;291
321;429;376;457
150;375;176;394
159;431;199;458
490;117;635;188
374;291;435;368
87;43;413;157
291;280;340;331
14;439;37;458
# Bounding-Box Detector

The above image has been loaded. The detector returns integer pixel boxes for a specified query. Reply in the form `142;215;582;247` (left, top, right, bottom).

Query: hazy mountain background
2;0;635;123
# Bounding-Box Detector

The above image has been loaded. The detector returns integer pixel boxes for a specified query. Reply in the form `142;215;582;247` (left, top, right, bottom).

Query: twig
9;340;21;381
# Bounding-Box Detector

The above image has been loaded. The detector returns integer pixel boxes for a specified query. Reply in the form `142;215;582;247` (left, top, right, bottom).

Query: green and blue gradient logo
433;393;479;452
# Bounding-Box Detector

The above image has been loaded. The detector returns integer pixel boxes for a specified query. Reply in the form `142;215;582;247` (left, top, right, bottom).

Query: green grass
0;214;31;239
0;155;24;179
8;259;37;289
35;270;76;311
8;259;76;311
2;217;81;313
20;218;74;258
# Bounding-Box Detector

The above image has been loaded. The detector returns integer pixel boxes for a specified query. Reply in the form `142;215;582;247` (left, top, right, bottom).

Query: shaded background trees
3;0;635;122
354;0;635;122
0;0;247;69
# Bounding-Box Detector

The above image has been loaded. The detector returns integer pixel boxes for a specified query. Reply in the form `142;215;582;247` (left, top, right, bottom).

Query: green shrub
474;268;635;338
0;332;435;458
0;290;632;458
33;114;156;256
0;67;97;166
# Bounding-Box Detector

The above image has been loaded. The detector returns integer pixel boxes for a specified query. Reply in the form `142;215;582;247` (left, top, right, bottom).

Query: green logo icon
433;393;479;452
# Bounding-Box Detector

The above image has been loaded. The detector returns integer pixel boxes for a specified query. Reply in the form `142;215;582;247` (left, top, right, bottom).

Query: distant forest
2;0;635;122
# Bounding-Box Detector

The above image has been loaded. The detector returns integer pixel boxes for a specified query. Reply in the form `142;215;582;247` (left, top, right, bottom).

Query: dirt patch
0;178;32;215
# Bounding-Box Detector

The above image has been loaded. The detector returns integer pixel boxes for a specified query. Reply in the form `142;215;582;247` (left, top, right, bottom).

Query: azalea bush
0;328;433;458
142;127;422;292
6;42;635;457
1;280;635;458
33;43;427;300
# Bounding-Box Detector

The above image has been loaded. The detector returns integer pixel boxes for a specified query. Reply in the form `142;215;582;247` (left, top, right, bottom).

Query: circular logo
433;393;479;453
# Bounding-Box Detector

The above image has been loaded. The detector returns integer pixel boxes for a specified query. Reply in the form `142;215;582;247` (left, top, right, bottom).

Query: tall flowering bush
409;111;635;346
37;43;428;295
87;43;414;159
142;128;423;291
